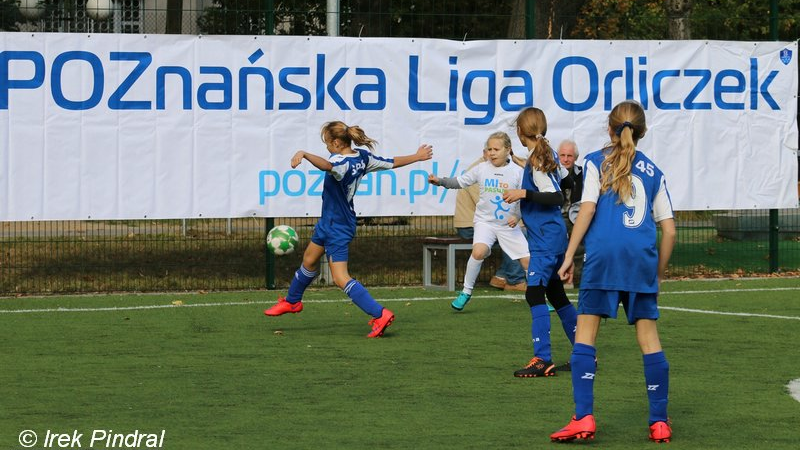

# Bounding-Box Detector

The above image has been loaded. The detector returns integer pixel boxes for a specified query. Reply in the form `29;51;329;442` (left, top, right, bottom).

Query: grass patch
1;278;799;449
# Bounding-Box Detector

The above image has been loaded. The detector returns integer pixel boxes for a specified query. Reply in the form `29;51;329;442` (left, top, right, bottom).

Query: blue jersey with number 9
580;149;673;293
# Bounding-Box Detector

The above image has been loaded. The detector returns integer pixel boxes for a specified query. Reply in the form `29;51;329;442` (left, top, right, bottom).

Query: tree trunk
165;0;183;34
666;0;692;39
507;0;525;38
507;0;586;39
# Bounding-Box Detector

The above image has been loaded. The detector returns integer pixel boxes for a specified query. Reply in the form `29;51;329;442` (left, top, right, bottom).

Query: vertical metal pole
264;0;276;289
769;0;778;40
525;0;535;39
768;0;779;273
327;0;339;36
264;0;274;35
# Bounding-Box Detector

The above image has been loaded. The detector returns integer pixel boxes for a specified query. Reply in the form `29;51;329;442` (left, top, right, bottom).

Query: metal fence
2;1;798;294
1;211;798;294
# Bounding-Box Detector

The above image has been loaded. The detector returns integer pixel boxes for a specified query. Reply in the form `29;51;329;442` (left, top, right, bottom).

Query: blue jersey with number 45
580;149;673;293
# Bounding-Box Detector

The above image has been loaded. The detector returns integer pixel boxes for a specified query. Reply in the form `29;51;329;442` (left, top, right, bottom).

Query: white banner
0;33;797;220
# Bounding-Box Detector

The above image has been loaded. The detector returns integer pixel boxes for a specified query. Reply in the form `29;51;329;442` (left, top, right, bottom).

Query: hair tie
615;121;632;137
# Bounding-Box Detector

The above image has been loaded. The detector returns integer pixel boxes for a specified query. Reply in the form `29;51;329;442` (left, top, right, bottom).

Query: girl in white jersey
427;132;530;311
551;101;677;443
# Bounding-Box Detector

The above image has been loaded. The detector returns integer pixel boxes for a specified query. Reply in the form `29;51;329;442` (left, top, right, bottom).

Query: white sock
462;256;483;295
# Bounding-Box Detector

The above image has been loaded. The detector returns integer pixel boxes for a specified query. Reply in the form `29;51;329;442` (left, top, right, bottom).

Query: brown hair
601;100;647;202
320;121;377;151
515;107;558;173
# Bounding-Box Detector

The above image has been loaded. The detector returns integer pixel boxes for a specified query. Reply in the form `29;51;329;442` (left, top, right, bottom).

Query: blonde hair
601;100;647;202
484;131;513;153
320;121;377;151
515;107;558;173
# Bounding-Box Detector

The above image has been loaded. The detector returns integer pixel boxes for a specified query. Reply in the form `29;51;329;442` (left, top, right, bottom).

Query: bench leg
447;245;457;291
423;246;433;289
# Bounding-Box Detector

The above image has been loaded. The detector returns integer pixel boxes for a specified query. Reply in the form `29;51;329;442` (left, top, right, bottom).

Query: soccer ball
267;225;299;256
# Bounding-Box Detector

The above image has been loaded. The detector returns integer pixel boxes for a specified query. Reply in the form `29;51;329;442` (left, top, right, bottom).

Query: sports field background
1;277;798;449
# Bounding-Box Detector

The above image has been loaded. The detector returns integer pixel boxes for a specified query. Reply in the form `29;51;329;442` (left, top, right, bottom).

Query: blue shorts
526;254;563;287
310;223;352;263
577;289;660;325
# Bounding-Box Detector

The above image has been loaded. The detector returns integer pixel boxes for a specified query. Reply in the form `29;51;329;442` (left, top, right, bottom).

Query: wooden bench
422;237;473;291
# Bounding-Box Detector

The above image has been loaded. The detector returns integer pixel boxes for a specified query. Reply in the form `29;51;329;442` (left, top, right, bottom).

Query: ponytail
527;136;558;173
321;121;378;151
601;101;647;202
515;107;558;173
344;125;377;151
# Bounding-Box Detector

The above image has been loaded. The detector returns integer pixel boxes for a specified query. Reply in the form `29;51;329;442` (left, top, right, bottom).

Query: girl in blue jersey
264;121;433;338
550;100;676;443
502;107;578;378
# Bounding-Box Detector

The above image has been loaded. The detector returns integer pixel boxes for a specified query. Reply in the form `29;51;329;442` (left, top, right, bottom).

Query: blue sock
643;351;670;424
286;265;318;303
556;304;578;346
344;279;383;318
530;304;552;361
571;343;597;420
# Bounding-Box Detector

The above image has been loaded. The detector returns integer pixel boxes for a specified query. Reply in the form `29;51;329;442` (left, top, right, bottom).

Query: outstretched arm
291;151;333;171
428;175;461;189
392;144;433;169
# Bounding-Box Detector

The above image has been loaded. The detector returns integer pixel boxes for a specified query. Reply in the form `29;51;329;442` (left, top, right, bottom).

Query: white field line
0;286;799;319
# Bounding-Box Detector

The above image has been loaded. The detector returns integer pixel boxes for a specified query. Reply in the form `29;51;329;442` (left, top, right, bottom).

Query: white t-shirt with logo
456;160;523;226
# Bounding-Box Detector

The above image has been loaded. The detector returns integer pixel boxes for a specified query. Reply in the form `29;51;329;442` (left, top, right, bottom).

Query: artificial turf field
1;277;799;450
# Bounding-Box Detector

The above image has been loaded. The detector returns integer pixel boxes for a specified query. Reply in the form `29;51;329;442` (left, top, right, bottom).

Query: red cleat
649;420;672;443
550;415;596;442
367;308;394;338
264;297;303;316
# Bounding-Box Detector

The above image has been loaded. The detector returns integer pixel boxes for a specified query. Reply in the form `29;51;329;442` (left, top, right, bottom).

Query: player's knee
525;284;547;307
546;282;571;310
332;275;350;289
302;256;320;272
471;246;490;260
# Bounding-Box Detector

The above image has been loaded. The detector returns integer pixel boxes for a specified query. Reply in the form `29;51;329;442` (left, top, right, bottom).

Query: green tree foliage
691;0;800;40
1;0;25;31
571;0;799;40
198;0;284;35
342;0;516;39
197;0;517;39
571;0;666;39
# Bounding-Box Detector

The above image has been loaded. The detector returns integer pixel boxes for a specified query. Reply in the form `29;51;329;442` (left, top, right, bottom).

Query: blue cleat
548;304;555;312
451;291;472;311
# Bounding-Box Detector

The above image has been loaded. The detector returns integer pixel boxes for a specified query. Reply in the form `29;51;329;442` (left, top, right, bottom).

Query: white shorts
472;221;530;261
